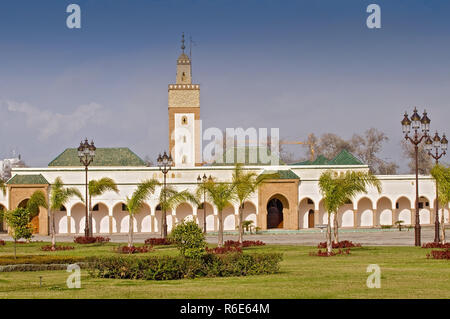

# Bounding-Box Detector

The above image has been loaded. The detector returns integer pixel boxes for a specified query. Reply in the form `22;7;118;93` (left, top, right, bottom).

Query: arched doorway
267;198;284;229
308;209;315;228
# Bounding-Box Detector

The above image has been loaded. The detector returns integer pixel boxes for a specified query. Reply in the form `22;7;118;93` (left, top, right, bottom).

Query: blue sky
1;0;449;170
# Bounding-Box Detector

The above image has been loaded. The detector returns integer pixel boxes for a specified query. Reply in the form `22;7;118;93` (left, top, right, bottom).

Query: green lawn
0;242;449;299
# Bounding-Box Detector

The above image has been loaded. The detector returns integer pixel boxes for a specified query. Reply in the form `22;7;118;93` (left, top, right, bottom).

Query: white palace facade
0;44;448;236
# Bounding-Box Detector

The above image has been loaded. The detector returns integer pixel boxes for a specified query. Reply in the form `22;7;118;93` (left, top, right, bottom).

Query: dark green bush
0;255;92;265
89;253;283;280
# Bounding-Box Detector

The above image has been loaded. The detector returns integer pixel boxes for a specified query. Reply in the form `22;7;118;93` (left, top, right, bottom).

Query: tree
50;177;84;250
316;133;356;160
1;208;33;258
170;220;206;259
402;140;433;175
26;190;48;241
319;170;381;255
232;164;272;243
125;179;159;247
159;186;198;239
198;178;236;247
430;164;450;244
88;178;119;236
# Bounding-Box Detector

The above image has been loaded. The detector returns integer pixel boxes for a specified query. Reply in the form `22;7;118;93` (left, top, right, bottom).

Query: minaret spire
181;32;185;53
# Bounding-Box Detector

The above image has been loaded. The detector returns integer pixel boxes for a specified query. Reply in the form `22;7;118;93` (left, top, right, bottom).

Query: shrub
422;242;450;249
309;249;351;257
224;240;265;248
114;246;151;254
144;238;172;246
89;252;283;280
0;255;92;266
73;236;111;244
0;240;5;246
40;245;75;251
426;249;450;260
317;240;361;249
206;246;242;254
170;220;206;259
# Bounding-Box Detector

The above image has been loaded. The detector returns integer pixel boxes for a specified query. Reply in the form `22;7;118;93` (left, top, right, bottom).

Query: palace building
0;40;448;236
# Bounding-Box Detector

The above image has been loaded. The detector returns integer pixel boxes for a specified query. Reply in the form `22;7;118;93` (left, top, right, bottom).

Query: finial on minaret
181;33;185;53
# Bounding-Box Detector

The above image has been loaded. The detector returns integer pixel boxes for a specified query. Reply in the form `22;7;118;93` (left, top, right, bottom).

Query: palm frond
50;177;84;210
127;179;159;215
89;178;119;197
27;190;48;217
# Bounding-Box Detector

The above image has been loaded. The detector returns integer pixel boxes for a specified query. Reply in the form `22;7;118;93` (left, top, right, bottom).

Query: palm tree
198;178;236;247
232;164;272;243
319;170;381;255
125;179;159;247
431;164;450;244
159;186;199;238
50;177;84;250
88;178;119;236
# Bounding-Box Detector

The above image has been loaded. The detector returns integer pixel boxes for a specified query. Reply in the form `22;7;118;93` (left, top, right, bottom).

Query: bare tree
315;133;356;160
401;140;433;175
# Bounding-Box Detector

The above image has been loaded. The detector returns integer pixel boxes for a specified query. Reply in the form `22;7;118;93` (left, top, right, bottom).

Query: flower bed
422;242;450;249
89;252;283;280
426;249;450;260
206;246;242;254
73;236;111;244
309;249;351;257
144;238;172;246
40;245;75;251
317;240;361;249
0;240;5;246
224;240;266;248
114;245;151;254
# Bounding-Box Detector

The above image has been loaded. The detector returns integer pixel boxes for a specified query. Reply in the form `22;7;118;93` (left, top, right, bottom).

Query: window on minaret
182;156;187;164
181;116;187;125
182;72;186;82
183;135;187;143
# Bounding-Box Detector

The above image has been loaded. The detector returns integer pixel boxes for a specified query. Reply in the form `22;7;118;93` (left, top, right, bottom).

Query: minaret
168;33;201;167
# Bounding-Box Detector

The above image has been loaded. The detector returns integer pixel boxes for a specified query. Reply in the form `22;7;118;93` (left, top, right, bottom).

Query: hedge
0;255;92;266
89;253;283;280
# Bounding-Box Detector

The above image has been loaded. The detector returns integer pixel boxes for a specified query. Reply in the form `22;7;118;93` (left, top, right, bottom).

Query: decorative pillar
151;214;155;233
353;210;358;228
67;209;71;234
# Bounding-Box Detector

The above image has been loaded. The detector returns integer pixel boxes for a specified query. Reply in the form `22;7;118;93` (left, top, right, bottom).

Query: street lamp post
197;173;211;234
425;132;448;243
157;151;173;239
78;138;96;237
401;108;430;247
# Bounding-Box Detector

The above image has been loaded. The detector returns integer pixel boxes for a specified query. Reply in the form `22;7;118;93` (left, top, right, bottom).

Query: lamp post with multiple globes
77;139;96;237
157;151;173;239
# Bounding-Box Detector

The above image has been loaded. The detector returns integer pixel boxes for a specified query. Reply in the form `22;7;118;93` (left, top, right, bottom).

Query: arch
396;196;412;225
175;202;194;224
54;209;68;234
112;202;135;233
338;202;354;228
91;202;109;234
318;199;334;226
242;201;257;228
299;197;315;229
134;202;151;233
223;204;235;231
357;197;373;227
419;196;431;225
154;204;173;233
267;194;289;229
376;197;393;226
196;202;214;232
70;202;87;234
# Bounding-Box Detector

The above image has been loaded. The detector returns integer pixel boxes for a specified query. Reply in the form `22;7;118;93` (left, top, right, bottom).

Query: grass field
0;242;449;299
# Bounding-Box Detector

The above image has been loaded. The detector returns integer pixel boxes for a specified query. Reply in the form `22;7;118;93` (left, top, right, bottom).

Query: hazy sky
1;0;449;172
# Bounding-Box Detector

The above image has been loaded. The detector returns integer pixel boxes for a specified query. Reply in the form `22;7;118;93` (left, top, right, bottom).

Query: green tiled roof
292;149;363;166
7;174;49;185
260;170;300;180
212;146;284;166
48;148;146;167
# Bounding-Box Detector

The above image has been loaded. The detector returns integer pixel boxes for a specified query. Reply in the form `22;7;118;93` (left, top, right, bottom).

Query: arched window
181;116;188;125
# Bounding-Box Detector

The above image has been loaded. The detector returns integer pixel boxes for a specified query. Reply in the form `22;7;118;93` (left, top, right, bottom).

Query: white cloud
4;100;106;141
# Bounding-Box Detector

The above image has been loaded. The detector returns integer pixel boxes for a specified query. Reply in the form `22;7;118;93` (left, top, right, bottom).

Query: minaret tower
168;33;201;167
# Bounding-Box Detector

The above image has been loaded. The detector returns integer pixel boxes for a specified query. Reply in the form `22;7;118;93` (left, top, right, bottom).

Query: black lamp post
425;132;448;243
197;173;211;234
78;138;96;237
401;108;430;246
157;151;173;238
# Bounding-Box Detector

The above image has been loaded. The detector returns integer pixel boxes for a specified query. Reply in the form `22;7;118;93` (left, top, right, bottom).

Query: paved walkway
0;227;443;246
